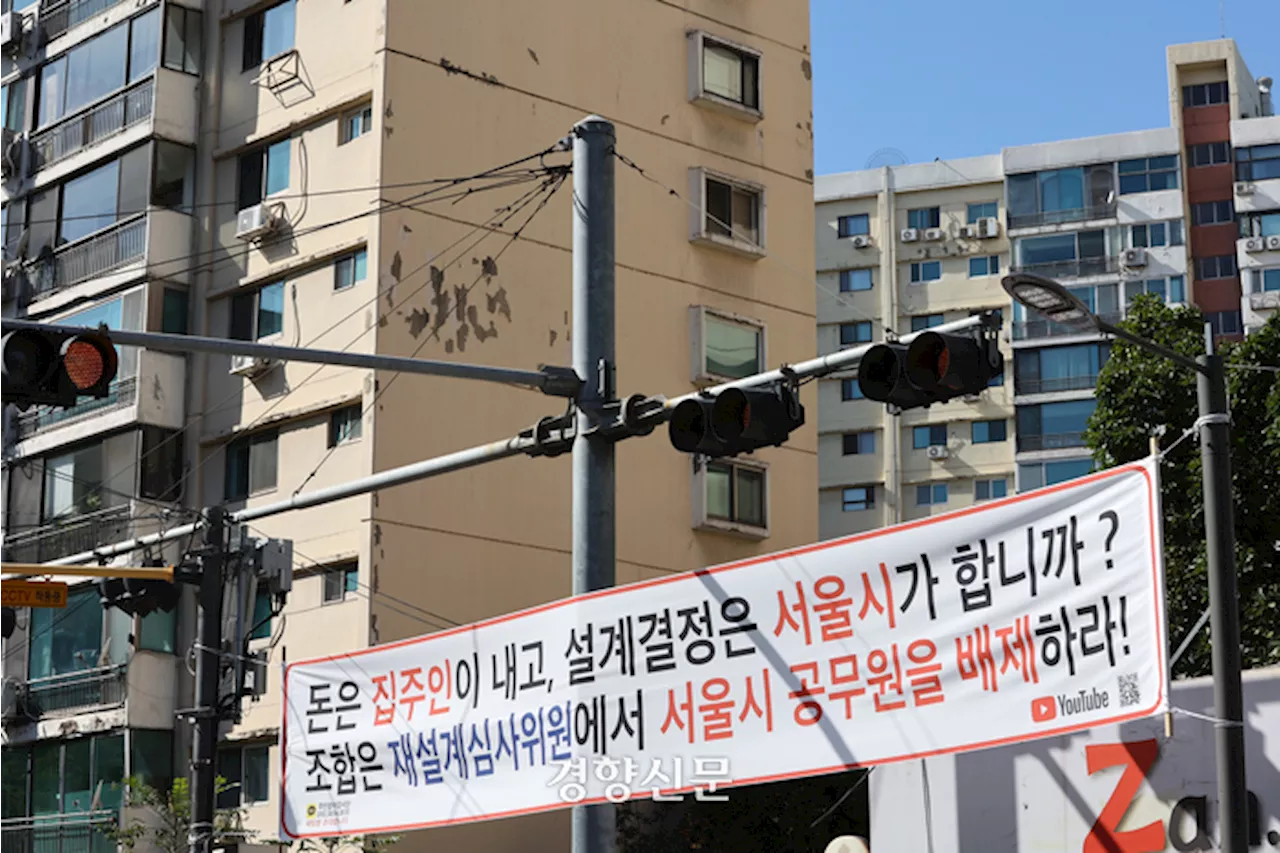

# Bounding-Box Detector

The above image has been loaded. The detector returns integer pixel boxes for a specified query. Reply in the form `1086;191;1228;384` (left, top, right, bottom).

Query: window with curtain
703;313;762;379
28;587;104;679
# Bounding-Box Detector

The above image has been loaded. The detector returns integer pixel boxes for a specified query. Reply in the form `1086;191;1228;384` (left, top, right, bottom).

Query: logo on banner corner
1031;696;1057;723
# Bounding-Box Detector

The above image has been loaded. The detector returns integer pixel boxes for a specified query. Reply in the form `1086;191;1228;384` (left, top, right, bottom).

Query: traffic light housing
98;577;180;618
669;383;804;458
2;328;118;410
858;325;1003;411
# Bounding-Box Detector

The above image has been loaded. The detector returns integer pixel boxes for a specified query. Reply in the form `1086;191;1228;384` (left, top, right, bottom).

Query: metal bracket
537;365;584;398
521;412;576;458
596;394;667;442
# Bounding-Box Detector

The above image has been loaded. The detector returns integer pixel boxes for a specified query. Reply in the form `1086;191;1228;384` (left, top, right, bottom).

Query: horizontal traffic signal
669;384;804;458
2;328;118;410
858;327;1002;411
98;577;180;618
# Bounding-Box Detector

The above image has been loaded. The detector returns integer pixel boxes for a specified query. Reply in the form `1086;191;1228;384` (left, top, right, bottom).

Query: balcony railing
2;505;133;564
31;78;154;172
14;376;138;439
1014;374;1101;395
24;665;127;717
1007;202;1118;230
1010;256;1121;280
38;0;131;41
0;811;117;853
1012;313;1122;341
26;214;147;298
1018;432;1088;452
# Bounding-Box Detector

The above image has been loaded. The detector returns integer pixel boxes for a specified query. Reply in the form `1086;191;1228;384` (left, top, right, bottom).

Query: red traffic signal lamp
2;328;118;410
858;326;1002;411
669;384;804;458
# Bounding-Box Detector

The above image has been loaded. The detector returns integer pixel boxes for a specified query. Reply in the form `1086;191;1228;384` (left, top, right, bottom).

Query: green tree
106;777;251;853
1084;297;1280;676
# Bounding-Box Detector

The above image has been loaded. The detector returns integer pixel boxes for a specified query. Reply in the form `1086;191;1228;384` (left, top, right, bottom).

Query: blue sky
811;0;1280;176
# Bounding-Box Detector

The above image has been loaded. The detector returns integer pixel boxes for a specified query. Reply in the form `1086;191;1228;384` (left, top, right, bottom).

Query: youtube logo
1031;696;1057;723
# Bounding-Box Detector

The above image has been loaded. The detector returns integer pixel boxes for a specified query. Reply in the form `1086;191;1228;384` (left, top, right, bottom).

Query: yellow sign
1;580;69;608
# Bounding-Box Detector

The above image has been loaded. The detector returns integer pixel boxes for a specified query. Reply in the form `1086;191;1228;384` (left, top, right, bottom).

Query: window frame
840;378;864;401
841;431;875;456
1182;81;1228;108
974;478;1008;501
841;486;874;512
216;743;271;808
229;281;285;341
693;457;769;539
1117;156;1180;194
968;255;999;278
966;202;998;223
971;419;1007;444
1196;255;1236;280
1187;141;1230;168
321;561;359;604
224;428;279;501
839;321;873;347
687;31;762;119
912;424;947;450
236;137;291;211
333;248;368;291
242;0;296;72
915;482;948;506
689;167;766;256
910;314;943;333
837;214;869;238
162;5;203;75
1236;145;1280;182
327;403;363;448
909;261;941;283
690;305;766;384
1191;200;1234;226
906;207;941;230
839;268;873;292
339;104;373;145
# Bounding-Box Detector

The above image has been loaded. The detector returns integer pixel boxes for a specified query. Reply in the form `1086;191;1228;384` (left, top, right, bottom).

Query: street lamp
1003;272;1248;853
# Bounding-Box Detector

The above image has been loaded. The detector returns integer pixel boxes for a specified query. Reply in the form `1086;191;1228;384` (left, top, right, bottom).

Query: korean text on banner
280;459;1167;837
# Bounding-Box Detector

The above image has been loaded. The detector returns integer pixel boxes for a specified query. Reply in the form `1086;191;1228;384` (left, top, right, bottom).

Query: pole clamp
1193;413;1230;430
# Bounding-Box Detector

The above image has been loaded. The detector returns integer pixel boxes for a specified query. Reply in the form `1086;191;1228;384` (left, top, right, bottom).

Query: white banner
279;459;1167;838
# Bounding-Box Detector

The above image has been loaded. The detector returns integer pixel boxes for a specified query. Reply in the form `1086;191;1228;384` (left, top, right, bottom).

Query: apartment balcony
30;79;153;174
0;811;117;853
1014;374;1101;395
1007;202;1117;231
23;665;127;718
1;505;134;565
1010;256;1121;281
1017;432;1087;452
1012;313;1121;342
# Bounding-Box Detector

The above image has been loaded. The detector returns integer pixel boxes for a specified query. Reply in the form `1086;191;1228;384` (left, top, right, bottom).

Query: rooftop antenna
1219;0;1225;38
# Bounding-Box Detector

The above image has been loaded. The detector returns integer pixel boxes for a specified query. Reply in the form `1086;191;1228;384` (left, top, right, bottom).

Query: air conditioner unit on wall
1267;235;1280;251
960;224;980;239
1122;247;1148;268
901;228;919;243
926;445;950;460
850;234;871;249
235;203;280;242
923;227;945;242
1244;237;1267;252
978;217;1000;238
1235;181;1255;195
229;354;276;378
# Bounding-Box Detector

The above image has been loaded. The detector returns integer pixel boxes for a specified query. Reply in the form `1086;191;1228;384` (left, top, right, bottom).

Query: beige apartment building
2;1;815;851
815;38;1275;544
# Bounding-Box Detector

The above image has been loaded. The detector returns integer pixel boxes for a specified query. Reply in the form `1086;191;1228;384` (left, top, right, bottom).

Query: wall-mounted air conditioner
922;227;945;242
850;234;871;249
926;445;950;460
900;228;919;243
1267;235;1280;251
1244;237;1267;253
1122;247;1148;268
1235;181;1255;195
978;217;1000;238
235;203;280;242
229;354;276;378
960;224;980;238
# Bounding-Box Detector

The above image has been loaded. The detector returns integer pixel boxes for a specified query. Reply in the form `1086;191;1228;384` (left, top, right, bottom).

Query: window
243;0;296;70
913;424;947;449
907;207;940;230
842;432;875;455
1014;342;1110;394
51;146;148;246
340;104;373;144
128;8;160;83
699;310;763;380
323;562;359;603
1191;200;1234;226
161;288;189;334
701;174;761;248
216;745;270;808
163;5;203;74
224;429;279;500
696;35;760;111
1258;269;1280;293
971;419;1007;443
1016;229;1107;273
36;21;126;127
1196;255;1236;280
842;486;874;512
237;138;291;210
910;261;941;283
328;404;362;447
3;76;27;133
152;141;195;210
28;586;103;678
20;734;126;819
967;202;998;223
837;214;869;238
1188;142;1230;167
1019;458;1094;491
1117;156;1179;194
334;249;368;290
968;255;999;277
1236;144;1280;182
841;379;864;401
839;268;872;292
916;483;948;506
1125;276;1186;307
1130;220;1183;248
249;588;272;640
1205;310;1242;336
975;478;1008;501
910;314;943;332
704;460;766;530
230;281;285;340
839;321;872;346
1238;211;1280;239
1182;81;1228;108
1016;399;1096;451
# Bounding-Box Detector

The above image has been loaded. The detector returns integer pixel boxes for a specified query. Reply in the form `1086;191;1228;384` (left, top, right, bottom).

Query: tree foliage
1084;298;1280;676
106;776;250;853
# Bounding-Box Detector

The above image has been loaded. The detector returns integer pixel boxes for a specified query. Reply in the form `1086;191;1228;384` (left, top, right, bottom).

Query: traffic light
98;577;180;618
668;383;804;458
858;326;1002;411
2;327;118;410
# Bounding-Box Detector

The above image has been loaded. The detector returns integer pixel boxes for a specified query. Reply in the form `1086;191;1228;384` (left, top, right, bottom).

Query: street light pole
1003;273;1248;852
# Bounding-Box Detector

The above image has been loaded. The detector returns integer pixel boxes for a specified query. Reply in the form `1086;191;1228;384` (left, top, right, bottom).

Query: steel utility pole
571;115;616;853
188;507;228;853
1197;334;1247;853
